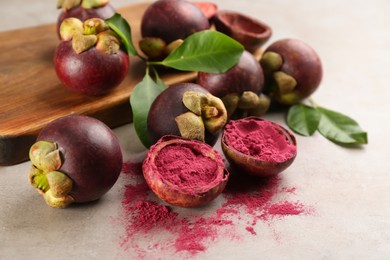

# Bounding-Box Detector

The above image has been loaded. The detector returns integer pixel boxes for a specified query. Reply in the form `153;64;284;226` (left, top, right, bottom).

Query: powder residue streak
113;161;313;258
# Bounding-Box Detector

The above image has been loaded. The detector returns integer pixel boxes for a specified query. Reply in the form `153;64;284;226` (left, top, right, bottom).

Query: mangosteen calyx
260;51;283;73
260;51;298;102
57;0;82;11
177;91;227;141
81;0;109;9
139;37;167;59
57;0;108;11
222;91;270;118
59;17;121;55
29;141;74;208
175;112;206;142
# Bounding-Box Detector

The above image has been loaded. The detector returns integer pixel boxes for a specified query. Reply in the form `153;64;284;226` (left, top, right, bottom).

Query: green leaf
105;13;138;56
158;30;244;73
154;70;169;92
317;106;368;145
287;104;321;136
130;74;164;148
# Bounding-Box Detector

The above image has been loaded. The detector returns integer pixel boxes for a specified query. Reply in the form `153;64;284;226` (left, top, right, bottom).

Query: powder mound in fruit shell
155;145;219;194
224;118;296;163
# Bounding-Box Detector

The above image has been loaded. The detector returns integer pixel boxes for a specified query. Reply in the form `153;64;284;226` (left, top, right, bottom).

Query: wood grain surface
0;2;196;165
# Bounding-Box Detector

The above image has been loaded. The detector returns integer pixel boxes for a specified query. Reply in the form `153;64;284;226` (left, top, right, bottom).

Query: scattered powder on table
114;161;313;258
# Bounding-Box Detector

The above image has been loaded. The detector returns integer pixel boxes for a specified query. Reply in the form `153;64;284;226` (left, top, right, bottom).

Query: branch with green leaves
287;99;368;145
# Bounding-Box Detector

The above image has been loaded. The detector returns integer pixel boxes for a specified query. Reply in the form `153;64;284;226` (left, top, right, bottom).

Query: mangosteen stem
83;18;109;35
202;105;219;118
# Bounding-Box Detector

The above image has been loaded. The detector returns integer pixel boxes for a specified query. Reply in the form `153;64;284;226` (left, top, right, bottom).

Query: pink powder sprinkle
122;161;143;176
132;200;178;231
267;201;305;216
115;161;313;258
246;226;257;235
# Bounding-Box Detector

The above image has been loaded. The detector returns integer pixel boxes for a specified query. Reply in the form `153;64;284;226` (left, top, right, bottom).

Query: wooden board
0;3;196;166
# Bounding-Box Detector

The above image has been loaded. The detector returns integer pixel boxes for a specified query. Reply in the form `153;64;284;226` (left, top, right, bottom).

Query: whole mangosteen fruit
221;117;297;177
147;83;227;146
143;135;229;207
54;17;129;95
28;114;123;208
260;38;323;105
197;50;270;118
57;0;115;37
140;0;210;58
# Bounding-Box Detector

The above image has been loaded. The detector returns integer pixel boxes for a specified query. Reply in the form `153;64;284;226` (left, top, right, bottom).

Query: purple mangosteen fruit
28;114;123;208
139;0;210;59
197;50;270;118
54;17;129;95
213;10;272;53
57;0;116;37
143;135;229;208
260;38;323;105
147;83;227;146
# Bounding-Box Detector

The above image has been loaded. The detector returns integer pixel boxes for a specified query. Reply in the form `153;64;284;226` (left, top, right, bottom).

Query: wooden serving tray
0;2;196;166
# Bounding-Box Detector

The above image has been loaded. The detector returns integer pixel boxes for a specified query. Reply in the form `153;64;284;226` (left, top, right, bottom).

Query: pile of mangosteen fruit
29;0;323;208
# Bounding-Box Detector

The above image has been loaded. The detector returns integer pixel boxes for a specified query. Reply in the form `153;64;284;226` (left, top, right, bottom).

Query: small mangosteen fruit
28;114;123;208
221;117;297;177
143;135;229;207
54;17;129;95
213;10;272;53
260;38;323;105
147;83;227;146
197;50;270;118
57;0;116;37
140;0;210;59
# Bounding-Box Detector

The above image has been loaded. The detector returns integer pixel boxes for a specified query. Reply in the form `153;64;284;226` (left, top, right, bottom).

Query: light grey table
1;0;389;259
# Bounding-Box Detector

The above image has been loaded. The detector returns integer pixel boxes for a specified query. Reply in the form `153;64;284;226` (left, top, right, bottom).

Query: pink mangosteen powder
224;118;296;163
153;143;224;195
115;161;314;258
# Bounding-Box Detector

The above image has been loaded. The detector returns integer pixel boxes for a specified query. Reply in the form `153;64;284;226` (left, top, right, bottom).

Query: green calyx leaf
154;30;244;73
317;106;368;145
287;104;321;136
105;13;138;56
130;73;166;148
